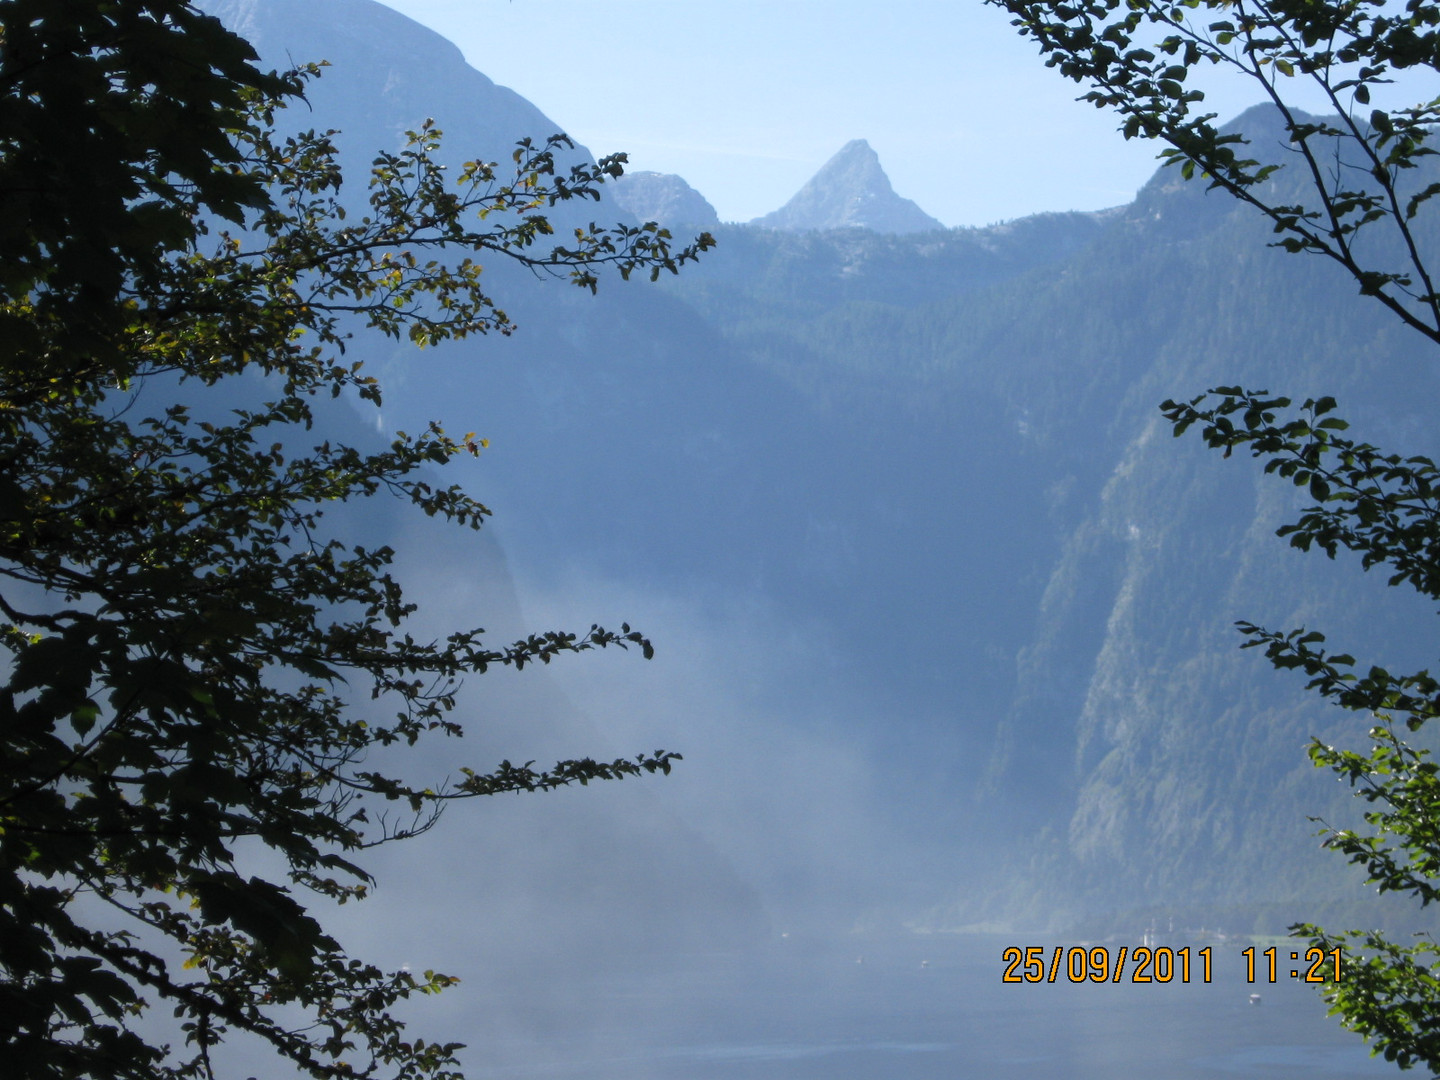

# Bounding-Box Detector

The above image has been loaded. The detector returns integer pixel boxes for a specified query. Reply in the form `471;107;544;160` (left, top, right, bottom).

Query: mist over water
338;926;1397;1080
329;516;1391;1080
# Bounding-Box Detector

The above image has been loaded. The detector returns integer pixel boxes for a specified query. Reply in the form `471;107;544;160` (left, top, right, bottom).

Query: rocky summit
609;170;721;231
752;139;944;234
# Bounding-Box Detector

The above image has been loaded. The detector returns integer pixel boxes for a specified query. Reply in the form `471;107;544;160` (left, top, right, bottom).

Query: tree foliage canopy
0;3;710;1078
988;0;1440;1070
991;0;1440;343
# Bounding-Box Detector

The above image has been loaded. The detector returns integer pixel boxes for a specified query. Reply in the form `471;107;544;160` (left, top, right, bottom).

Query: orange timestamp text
1001;945;1344;984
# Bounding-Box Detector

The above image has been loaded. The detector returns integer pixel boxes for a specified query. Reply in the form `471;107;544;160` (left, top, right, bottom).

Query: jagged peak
609;171;720;231
752;140;944;235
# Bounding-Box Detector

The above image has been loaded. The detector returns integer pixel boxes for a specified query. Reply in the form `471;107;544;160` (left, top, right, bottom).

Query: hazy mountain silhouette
203;0;1440;940
611;170;721;230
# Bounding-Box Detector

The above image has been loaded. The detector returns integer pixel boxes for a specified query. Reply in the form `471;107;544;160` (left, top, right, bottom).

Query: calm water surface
464;934;1395;1080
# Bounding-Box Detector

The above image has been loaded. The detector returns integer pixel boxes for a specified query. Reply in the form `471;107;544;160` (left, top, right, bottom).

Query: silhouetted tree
0;3;708;1076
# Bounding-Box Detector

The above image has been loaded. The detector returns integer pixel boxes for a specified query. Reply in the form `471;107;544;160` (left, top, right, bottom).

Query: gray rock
197;0;580;170
752;139;944;234
609;171;720;231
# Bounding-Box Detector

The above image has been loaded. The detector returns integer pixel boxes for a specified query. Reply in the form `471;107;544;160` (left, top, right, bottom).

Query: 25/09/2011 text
1001;946;1344;984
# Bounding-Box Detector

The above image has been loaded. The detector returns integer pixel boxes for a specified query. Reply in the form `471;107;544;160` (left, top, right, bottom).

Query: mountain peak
752;140;944;234
832;138;883;163
609;171;720;230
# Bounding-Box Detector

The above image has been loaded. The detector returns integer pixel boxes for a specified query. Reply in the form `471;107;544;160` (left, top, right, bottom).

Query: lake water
461;934;1397;1080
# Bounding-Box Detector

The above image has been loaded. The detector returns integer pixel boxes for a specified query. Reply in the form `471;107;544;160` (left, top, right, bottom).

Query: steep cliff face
969;158;1440;926
199;0;567;164
751;139;945;234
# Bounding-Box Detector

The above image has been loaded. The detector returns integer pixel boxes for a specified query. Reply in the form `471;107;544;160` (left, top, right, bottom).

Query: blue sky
373;0;1185;228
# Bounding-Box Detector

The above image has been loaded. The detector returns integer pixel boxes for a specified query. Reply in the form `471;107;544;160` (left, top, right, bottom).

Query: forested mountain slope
660;140;1440;929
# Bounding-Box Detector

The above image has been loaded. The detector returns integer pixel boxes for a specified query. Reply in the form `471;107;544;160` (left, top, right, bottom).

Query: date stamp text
1000;945;1343;984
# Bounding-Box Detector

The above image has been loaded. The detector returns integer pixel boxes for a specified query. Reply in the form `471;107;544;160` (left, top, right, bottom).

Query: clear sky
371;0;1223;228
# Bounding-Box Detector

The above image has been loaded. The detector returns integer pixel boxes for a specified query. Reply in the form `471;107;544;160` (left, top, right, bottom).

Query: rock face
197;0;576;168
608;171;721;230
752;139;944;234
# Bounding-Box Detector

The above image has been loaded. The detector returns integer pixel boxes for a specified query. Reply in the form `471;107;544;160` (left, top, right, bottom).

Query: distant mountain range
203;0;1440;940
608;139;947;234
